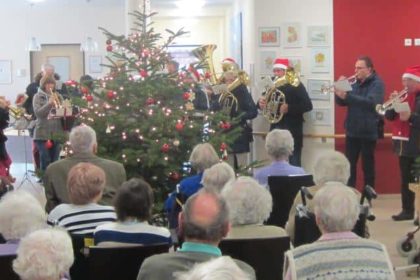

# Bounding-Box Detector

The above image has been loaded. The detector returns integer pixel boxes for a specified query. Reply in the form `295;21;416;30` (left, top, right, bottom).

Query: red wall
333;0;420;193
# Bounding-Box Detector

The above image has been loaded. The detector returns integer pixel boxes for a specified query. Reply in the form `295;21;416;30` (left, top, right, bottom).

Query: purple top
0;243;18;256
253;160;306;187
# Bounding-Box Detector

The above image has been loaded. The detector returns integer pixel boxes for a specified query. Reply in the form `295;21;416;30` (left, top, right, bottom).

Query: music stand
16;129;36;189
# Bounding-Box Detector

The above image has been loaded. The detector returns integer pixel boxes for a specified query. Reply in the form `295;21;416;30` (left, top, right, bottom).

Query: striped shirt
47;203;116;234
93;221;172;246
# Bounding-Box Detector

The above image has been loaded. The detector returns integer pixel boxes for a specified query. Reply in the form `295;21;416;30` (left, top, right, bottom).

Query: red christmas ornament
146;97;155;106
106;45;113;52
139;69;148;78
45;140;54;149
223;122;231;129
80;87;89;95
183;92;191;100
161;143;170;153
142;49;150;57
106;39;112;45
169;172;180;181
175;122;184;131
86;95;93;102
220;142;227;151
107;90;115;99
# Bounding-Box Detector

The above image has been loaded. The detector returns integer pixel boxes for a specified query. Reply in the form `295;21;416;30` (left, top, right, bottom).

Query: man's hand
335;90;347;100
280;103;288;114
400;111;411;121
258;97;267;109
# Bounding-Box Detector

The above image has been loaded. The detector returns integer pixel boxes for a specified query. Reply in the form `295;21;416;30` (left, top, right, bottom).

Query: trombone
320;75;357;94
375;88;408;116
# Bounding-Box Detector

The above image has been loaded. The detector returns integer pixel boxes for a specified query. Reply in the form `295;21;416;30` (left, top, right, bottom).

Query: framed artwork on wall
307;79;330;100
0;60;12;84
260;51;277;74
307;26;330;46
258;27;280;47
310;47;330;73
88;55;102;73
285;56;303;75
308;107;332;126
283;22;302;48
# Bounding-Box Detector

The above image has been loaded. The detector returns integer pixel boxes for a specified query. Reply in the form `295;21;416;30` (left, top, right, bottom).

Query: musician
335;56;384;190
0;97;15;195
258;58;313;166
385;65;420;222
33;75;64;173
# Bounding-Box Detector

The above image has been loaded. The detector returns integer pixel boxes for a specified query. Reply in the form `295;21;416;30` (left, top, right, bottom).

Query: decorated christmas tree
74;9;241;201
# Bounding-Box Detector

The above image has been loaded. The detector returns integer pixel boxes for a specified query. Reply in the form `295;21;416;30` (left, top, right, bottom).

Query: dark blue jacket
336;73;385;140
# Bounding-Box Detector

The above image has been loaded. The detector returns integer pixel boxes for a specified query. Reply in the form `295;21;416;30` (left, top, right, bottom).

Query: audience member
137;189;256;280
254;129;306;187
47;162;116;235
44;124;126;212
222;176;287;239
13;228;74;280
202;162;235;193
283;184;395;280
0;190;46;256
94;178;172;246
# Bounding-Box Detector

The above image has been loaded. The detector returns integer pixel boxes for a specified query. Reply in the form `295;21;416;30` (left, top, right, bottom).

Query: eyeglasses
355;66;368;70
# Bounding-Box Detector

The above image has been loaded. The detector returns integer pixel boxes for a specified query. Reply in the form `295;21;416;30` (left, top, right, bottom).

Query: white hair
202;162;235;193
265;129;294;160
69;124;97;154
13;228;74;280
313;150;350;186
175;256;252;280
189;143;219;172
0;190;46;240
221;176;272;225
314;183;360;233
41;63;55;73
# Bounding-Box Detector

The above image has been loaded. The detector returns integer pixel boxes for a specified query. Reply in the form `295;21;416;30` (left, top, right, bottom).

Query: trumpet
375;88;408;116
320;75;357;94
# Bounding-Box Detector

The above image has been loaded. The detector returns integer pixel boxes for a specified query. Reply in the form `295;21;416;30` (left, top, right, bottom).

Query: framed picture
167;45;200;69
283;22;302;48
88;55;102;73
258;27;280;47
260;51;277;74
307;79;330;100
307;26;330;46
308;107;332;126
0;60;12;84
48;56;70;82
310;47;330;73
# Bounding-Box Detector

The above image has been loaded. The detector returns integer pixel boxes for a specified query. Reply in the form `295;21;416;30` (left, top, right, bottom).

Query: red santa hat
273;58;289;70
222;58;236;64
402;65;420;82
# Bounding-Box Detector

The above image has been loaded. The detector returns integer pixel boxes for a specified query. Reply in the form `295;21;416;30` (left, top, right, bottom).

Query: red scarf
391;92;417;141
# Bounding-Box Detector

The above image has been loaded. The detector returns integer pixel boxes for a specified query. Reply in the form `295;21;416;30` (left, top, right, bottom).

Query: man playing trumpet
335;56;384;190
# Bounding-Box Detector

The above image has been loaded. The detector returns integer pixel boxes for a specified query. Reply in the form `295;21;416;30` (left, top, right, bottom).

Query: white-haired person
253;129;306;188
175;256;252;280
202;162;235;193
13;228;74;280
47;162;116;235
0;190;46;256
283;184;395;280
221;176;287;239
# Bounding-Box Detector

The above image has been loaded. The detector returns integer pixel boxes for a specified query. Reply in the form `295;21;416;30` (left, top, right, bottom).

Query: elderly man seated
253;129;306;188
283;184;395;280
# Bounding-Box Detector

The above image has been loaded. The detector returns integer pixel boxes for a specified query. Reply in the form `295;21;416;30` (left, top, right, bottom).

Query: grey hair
0;190;47;240
313;150;350;186
314;183;360;233
202;162;235;193
69;125;97;154
221;176;272;225
189;143;219;172
41;63;55;72
13;228;74;280
182;189;229;243
175;256;252;280
265;129;294;160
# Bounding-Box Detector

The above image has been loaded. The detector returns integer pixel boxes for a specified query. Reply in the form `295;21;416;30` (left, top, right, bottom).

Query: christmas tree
75;9;241;201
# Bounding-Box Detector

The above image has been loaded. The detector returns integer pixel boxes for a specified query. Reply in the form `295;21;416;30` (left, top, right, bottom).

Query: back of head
265;129;294;160
314;183;360;233
114;178;154;222
313;150;350;186
41;63;55;75
79;75;94;90
13;228;74;280
189;143;219;172
221;176;272;226
181;189;229;243
202;162;235;193
69;124;97;154
0;190;46;240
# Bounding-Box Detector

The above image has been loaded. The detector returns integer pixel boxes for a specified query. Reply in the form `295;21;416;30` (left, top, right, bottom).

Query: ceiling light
176;0;205;10
80;37;98;52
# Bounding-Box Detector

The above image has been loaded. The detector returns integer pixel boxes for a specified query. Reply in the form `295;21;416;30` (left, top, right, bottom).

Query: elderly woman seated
0;190;46;256
13;228;74;280
202;162;235;193
283;184;395;280
47;162;116;235
253;129;306;188
221;176;287;239
94;178;172;246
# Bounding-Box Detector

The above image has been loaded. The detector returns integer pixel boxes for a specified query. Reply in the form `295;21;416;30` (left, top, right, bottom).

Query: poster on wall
0;60;12;84
310;48;330;73
258;27;280;47
308;107;332;126
307;79;330;100
283;22;302;48
307;26;330;47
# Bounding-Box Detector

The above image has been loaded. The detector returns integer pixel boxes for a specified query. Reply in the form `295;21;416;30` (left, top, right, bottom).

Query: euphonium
219;70;250;114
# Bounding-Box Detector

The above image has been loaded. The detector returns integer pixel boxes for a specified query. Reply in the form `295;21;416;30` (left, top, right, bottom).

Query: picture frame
88;55;102;73
307;25;330;46
308;107;332;126
310;47;330;73
0;60;12;84
284;56;303;75
258;27;280;47
260;51;277;75
167;45;200;69
307;79;330;100
282;22;302;48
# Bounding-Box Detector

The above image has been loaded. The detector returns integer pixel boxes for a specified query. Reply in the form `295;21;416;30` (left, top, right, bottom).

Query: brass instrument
262;68;300;123
376;88;408;116
8;106;25;120
50;88;62;108
192;44;218;85
218;71;250;114
320;75;357;94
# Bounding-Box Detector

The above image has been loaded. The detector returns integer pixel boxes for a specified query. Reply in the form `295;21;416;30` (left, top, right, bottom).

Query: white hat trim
402;73;420;82
273;63;287;70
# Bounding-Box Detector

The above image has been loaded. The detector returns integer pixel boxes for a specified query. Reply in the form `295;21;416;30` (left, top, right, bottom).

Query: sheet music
334;79;352;92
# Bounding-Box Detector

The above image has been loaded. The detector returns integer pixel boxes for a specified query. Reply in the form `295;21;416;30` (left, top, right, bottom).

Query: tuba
192;44;218;85
262;68;300;123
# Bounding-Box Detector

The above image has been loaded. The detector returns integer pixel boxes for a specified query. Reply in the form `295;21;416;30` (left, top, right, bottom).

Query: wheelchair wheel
397;237;418;257
407;249;420;265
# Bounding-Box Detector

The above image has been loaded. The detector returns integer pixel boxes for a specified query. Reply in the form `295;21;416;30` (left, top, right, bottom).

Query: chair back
267;175;314;227
220;236;290;280
88;243;170;280
0;254;19;280
70;234;94;280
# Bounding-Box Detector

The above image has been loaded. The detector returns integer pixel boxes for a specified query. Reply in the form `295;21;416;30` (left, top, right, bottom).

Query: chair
88;243;170;280
0;254;19;280
70;234;94;280
219;236;291;280
267;175;314;227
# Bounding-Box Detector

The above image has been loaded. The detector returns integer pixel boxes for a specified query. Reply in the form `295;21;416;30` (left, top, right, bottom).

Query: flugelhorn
375;88;408;116
320;75;357;94
49;88;62;108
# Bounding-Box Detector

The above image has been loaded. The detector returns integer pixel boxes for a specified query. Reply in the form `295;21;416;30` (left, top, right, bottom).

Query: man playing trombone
335;56;384;190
